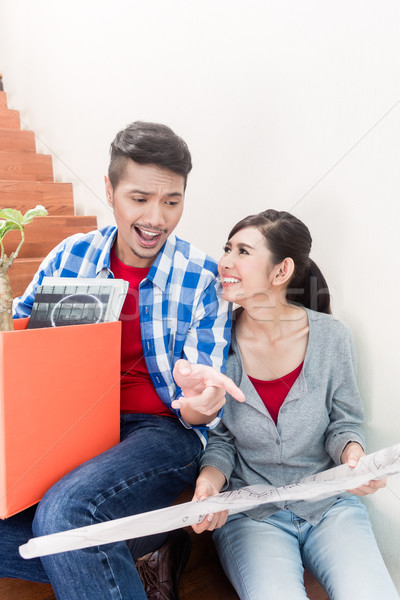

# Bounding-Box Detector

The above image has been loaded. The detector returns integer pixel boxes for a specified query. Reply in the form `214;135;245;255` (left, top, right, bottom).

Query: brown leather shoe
135;529;191;600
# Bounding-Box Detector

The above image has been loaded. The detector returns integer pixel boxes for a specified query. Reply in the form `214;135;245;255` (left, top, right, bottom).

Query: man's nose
143;201;164;228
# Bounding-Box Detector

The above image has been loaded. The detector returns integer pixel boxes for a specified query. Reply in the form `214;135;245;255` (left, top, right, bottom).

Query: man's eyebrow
127;189;183;198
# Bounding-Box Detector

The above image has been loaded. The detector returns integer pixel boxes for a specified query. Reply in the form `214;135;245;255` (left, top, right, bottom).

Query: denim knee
32;478;90;538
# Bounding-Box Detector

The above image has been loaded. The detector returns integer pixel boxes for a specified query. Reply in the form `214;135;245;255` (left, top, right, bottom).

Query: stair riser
0;153;53;181
3;217;97;258
0;182;74;215
0;129;36;152
0;112;20;129
7;259;42;299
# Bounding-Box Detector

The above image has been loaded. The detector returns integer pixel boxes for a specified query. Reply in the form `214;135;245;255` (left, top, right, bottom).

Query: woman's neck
236;300;307;342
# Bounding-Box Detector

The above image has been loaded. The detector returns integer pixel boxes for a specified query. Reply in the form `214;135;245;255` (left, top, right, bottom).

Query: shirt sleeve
324;325;366;464
12;238;67;318
200;418;237;487
182;278;232;371
173;278;232;429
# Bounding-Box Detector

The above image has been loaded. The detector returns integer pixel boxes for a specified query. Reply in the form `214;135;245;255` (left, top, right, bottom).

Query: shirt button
276;439;280;445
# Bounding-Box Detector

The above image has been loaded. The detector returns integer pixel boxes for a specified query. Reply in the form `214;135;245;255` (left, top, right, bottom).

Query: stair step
0;181;74;215
0;128;36;152
7;257;42;299
0;91;8;111
0;151;53;181
0;110;20;129
3;215;97;258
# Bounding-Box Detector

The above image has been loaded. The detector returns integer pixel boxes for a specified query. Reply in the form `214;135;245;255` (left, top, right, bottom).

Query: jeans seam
221;520;253;600
98;548;124;600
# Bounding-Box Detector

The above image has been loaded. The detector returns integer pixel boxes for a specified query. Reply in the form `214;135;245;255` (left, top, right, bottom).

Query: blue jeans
0;414;202;599
213;496;399;600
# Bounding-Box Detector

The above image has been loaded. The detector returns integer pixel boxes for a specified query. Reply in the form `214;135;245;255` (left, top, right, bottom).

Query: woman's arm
325;326;366;464
191;466;229;533
341;441;386;496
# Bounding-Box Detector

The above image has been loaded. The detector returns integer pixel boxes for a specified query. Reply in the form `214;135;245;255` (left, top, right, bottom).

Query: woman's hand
191;467;229;534
341;442;386;496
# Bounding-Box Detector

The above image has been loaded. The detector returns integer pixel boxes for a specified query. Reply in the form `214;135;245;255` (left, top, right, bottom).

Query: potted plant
0;205;48;331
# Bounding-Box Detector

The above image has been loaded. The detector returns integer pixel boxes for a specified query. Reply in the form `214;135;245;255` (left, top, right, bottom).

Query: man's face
105;160;185;267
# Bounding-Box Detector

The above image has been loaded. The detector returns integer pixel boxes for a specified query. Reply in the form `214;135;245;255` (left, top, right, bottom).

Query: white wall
1;0;400;587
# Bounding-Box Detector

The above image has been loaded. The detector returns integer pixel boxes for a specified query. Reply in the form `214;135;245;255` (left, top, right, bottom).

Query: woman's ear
272;257;294;286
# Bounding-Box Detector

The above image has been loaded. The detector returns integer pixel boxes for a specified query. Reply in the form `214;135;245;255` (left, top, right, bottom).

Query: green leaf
0;219;20;241
0;208;24;227
22;204;48;225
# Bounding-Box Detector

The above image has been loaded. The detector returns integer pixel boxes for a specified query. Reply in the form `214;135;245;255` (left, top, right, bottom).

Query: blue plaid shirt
13;226;232;444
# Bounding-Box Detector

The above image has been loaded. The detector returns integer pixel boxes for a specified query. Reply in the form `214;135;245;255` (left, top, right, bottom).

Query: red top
110;248;173;416
248;362;303;424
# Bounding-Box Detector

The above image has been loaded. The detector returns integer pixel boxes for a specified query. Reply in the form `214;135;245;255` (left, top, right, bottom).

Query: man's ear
105;176;113;208
272;257;295;286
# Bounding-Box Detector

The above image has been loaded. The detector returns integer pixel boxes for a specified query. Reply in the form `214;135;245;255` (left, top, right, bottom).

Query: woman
189;210;399;599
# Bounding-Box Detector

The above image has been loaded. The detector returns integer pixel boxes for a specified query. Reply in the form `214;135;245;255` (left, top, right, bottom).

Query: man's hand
192;467;229;534
341;442;386;496
171;359;245;425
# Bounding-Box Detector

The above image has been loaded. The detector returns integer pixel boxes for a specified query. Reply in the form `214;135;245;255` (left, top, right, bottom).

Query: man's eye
165;201;179;206
133;198;147;203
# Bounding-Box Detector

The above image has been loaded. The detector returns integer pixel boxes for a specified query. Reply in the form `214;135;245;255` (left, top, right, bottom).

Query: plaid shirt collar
97;226;176;292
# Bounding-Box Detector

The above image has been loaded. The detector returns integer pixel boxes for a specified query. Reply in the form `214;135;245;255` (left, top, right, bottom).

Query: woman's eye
239;248;249;255
223;246;231;253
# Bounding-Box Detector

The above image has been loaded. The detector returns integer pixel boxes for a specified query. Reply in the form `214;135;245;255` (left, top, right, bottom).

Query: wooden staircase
0;90;97;298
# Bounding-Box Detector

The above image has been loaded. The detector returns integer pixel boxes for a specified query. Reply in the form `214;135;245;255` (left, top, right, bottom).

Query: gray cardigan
201;308;366;525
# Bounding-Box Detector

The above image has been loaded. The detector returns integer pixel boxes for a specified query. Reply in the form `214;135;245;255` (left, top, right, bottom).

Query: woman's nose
219;254;234;269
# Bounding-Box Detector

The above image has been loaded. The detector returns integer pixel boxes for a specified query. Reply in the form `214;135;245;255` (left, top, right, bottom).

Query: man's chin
130;244;161;261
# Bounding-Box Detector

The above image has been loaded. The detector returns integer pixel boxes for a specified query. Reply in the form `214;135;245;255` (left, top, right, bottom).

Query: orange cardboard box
0;319;121;518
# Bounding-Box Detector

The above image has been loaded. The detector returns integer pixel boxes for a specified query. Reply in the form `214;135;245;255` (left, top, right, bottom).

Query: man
1;122;241;600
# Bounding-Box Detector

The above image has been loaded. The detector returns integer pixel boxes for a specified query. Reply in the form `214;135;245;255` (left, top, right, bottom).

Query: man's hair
108;121;192;189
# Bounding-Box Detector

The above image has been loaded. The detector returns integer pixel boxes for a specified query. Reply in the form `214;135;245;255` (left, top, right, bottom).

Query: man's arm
172;360;245;425
13;240;67;318
173;279;233;425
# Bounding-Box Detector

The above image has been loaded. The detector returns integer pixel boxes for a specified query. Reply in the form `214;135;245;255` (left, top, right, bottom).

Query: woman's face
218;226;277;306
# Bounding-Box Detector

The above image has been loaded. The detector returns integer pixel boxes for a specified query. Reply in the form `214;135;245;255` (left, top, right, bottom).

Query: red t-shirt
110;248;173;416
248;362;303;424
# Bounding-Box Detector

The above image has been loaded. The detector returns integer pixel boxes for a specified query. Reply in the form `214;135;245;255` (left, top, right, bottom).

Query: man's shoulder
61;225;117;252
172;236;218;275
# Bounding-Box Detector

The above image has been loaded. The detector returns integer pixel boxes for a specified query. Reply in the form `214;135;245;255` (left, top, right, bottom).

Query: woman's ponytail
286;259;331;314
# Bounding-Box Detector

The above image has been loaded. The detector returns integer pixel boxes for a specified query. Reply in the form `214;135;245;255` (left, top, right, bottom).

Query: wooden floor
0;529;329;599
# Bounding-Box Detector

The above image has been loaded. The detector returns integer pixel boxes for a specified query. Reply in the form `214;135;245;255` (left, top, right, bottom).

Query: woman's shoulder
305;308;354;342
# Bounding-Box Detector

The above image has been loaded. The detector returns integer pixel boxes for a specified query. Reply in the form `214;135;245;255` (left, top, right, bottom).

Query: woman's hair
228;209;331;314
